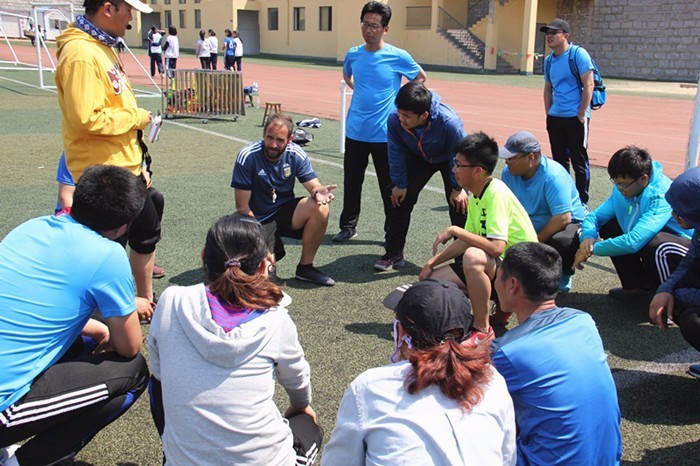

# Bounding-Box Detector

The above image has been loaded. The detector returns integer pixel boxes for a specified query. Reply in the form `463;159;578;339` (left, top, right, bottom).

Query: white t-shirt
233;37;243;57
207;36;218;55
164;35;179;59
149;32;162;54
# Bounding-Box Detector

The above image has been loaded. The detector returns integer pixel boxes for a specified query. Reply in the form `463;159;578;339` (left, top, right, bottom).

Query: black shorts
117;175;162;255
261;197;304;261
449;256;502;301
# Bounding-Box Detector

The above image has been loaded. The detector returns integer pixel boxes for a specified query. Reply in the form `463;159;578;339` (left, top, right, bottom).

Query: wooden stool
262;102;282;125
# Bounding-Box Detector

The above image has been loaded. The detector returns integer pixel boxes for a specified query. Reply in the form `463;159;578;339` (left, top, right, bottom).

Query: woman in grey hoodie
148;213;323;465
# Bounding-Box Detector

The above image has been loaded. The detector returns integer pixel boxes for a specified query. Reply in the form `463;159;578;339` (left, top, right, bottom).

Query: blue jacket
387;92;466;189
658;167;700;304
581;161;692;256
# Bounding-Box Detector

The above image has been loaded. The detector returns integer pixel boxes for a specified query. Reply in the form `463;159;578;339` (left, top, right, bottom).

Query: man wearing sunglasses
333;1;427;245
500;131;587;294
575;146;691;299
542;18;594;205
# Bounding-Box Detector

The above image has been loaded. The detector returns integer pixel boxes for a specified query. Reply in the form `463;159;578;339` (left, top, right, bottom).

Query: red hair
405;341;492;412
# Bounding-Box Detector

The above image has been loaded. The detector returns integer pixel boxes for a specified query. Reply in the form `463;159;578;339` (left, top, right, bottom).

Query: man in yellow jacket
56;0;158;321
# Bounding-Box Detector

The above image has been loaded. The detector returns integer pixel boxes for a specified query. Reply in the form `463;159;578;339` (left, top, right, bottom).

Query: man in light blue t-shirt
492;242;622;466
499;131;587;294
332;1;427;244
0;165;149;465
542;18;594;204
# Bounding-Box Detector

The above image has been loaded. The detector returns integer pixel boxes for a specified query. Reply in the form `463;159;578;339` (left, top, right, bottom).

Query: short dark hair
208;29;216;36
454;132;499;174
204;214;283;309
71;165;146;232
499;242;561;301
225;29;232;37
395;82;432;115
199;30;205;40
263;113;293;138
84;0;123;16
168;26;177;35
607;145;653;180
361;1;391;27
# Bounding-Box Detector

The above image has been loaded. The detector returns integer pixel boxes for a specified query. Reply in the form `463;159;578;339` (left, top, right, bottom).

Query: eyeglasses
504;153;529;164
610;175;642;191
360;21;383;31
544;29;563;36
453;158;483;170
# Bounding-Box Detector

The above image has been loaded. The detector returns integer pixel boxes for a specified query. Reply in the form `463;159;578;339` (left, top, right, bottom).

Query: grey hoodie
149;284;311;465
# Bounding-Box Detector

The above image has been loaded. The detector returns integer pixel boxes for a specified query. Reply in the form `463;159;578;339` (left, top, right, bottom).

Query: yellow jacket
56;25;151;181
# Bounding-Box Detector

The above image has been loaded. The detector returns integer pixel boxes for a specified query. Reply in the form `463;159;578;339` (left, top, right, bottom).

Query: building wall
557;0;700;82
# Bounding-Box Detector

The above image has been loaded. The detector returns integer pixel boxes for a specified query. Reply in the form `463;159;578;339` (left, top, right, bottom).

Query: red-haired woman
148;213;322;465
322;279;516;465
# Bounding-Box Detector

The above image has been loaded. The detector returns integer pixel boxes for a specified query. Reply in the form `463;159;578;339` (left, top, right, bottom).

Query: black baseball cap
383;279;473;347
540;18;571;34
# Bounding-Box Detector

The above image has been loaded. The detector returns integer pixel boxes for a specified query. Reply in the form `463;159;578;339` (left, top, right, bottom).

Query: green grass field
0;67;698;465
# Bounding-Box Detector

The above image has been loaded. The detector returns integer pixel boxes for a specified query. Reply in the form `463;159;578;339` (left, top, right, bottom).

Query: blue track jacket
387;92;466;189
581;161;691;256
658;167;700;304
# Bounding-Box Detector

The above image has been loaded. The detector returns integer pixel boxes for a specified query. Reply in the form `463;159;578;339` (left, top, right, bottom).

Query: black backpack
545;44;606;110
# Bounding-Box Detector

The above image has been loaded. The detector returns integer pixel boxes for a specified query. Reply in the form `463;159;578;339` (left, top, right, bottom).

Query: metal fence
162;69;245;121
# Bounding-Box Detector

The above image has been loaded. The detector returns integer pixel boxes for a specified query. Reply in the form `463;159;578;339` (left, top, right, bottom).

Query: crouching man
232;113;337;286
0;165;149;465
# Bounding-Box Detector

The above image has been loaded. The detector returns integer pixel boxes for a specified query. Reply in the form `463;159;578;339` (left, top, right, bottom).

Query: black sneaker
295;264;336;286
332;228;357;243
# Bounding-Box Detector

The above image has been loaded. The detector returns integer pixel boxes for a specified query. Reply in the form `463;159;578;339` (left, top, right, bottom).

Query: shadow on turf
617;370;700;427
621;439;700;465
345;322;392;341
168;268;203;287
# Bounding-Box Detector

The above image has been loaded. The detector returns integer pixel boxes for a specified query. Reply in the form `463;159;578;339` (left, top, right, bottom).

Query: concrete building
1;0;698;81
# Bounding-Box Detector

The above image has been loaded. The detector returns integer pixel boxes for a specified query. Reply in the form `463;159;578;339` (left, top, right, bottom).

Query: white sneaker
0;445;20;466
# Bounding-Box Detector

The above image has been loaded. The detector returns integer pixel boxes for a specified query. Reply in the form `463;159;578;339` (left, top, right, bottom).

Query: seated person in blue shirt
649;166;700;379
499;131;587;295
575;146;692;299
0;165;149;466
231;113;337;286
493;242;622;465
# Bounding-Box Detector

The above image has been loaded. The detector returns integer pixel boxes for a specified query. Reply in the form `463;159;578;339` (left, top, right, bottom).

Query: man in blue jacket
649;166;700;379
375;82;468;270
575;146;691;298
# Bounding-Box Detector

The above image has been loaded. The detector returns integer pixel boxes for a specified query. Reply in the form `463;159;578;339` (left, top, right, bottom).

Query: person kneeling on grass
322;279;516;465
148;213;323;465
575;146;691;300
649;166;700;380
232;113;337;286
0;165;149;466
418;132;537;346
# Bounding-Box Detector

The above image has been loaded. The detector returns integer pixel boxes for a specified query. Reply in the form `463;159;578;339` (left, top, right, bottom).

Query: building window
195;0;201;3
164;0;170;5
194;9;201;29
164;10;172;28
179;0;186;4
150;0;157;5
179;10;186;28
268;8;278;31
293;7;305;31
319;6;332;31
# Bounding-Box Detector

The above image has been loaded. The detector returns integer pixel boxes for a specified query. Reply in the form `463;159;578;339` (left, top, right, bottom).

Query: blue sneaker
558;273;573;293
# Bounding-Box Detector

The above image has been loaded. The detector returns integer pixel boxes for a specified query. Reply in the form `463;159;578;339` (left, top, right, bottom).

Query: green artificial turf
0;68;698;465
